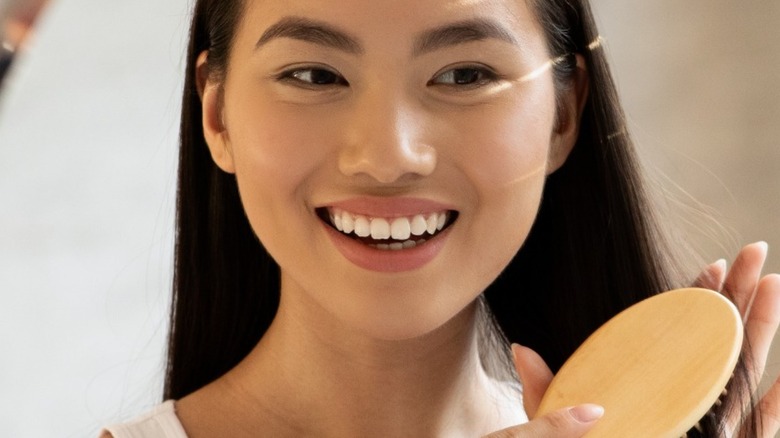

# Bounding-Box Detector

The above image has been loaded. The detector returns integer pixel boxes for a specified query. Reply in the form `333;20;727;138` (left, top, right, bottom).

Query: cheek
222;92;339;250
446;90;556;191
442;84;556;274
226;97;332;185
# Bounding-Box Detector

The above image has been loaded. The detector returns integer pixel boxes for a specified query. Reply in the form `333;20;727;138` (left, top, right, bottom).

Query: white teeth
354;216;370;237
426;215;437;234
437;212;447;231
390;217;411;240
370;218;391;240
342;213;354;233
410;215;427;236
328;208;452;243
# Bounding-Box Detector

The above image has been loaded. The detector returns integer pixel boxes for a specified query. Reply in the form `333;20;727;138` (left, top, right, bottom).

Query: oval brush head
535;288;743;438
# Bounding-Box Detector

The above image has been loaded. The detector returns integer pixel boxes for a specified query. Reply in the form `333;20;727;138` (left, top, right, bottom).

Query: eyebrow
255;16;518;56
255;17;363;54
412;18;518;56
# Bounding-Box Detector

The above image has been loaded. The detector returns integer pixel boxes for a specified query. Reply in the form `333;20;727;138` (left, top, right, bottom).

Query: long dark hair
165;0;758;435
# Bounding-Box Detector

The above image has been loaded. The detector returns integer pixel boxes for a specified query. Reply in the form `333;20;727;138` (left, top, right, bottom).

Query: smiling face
199;0;586;340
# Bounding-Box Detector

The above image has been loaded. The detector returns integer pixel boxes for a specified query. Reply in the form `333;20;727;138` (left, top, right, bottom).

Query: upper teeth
329;208;449;240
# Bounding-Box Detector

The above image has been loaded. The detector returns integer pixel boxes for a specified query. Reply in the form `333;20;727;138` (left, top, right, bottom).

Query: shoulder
100;400;188;438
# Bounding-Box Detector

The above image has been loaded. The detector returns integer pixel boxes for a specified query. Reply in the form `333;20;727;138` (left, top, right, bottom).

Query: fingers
744;274;780;382
756;371;780;437
512;344;553;419
694;258;727;291
483;405;604;438
732;274;780;434
725;242;780;437
723;241;769;320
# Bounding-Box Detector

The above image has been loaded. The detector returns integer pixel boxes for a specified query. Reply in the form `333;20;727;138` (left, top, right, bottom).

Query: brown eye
430;66;497;87
287;68;348;86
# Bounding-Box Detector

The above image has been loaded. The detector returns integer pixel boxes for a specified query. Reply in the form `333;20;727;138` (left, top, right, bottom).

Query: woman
103;0;780;436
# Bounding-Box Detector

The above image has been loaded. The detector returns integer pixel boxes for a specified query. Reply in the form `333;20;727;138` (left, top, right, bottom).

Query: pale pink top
102;400;188;438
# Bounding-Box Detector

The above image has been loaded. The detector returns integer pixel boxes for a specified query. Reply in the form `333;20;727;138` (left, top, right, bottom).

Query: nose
338;90;436;184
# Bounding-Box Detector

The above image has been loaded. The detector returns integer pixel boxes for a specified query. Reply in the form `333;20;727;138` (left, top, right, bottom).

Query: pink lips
319;197;456;273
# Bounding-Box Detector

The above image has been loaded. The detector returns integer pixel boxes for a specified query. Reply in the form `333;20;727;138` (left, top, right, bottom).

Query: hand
486;241;780;437
695;241;780;437
482;345;603;437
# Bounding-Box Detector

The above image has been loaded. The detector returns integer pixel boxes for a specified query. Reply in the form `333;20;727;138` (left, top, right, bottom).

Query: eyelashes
278;67;348;87
276;64;501;91
427;65;500;88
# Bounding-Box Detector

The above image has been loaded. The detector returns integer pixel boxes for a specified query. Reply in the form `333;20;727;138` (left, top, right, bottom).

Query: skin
117;0;780;437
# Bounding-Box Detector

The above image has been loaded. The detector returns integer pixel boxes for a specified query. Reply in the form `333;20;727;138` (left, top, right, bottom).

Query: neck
183;280;524;437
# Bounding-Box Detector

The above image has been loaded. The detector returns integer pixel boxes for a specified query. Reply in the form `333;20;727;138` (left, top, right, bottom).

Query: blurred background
0;0;185;436
0;0;777;436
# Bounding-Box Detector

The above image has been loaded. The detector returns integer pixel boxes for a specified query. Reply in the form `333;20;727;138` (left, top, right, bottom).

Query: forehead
237;0;544;49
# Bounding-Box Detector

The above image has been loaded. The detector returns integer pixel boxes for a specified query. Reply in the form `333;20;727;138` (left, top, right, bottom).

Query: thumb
512;343;553;418
483;404;604;438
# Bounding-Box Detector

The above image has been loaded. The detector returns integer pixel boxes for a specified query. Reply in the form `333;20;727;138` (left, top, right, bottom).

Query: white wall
0;0;187;436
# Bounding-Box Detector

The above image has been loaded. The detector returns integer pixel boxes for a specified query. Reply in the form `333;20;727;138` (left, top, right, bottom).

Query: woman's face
201;0;585;340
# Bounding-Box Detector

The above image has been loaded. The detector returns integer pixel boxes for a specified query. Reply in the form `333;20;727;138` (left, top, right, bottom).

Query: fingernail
714;258;727;271
757;241;769;252
569;404;604;423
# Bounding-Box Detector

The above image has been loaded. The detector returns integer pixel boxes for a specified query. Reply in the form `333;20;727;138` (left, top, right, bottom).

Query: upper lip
318;196;457;218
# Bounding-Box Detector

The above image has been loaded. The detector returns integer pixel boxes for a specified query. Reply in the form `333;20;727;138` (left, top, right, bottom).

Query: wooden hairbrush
535;287;742;437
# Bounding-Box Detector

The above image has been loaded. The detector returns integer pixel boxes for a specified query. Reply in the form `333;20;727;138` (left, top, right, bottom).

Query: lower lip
321;220;452;273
